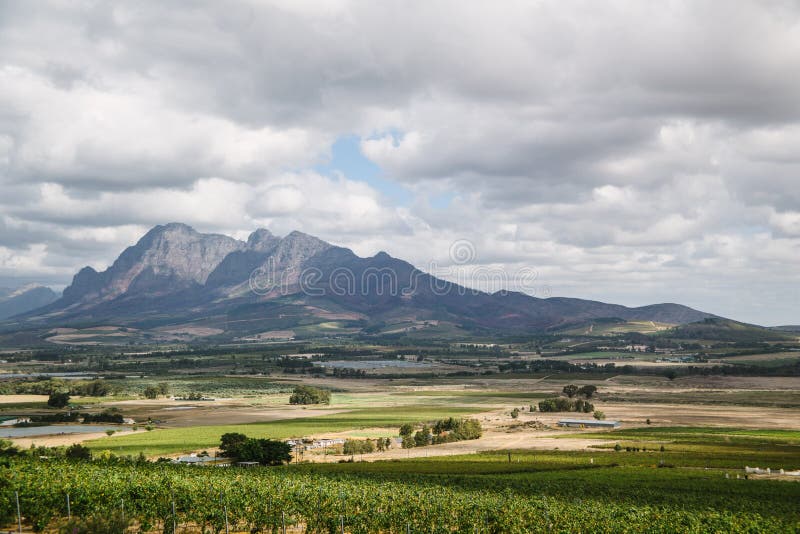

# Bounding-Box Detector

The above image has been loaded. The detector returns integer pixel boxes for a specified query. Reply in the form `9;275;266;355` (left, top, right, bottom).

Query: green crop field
4;449;799;533
86;405;483;457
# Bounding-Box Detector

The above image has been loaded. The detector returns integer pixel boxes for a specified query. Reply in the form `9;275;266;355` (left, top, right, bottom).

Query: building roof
558;419;620;425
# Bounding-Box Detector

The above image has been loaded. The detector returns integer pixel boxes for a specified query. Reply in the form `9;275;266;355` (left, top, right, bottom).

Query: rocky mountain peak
247;228;279;252
270;230;332;269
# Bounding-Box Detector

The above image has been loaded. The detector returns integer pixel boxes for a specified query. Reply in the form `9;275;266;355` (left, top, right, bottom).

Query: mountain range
7;223;717;339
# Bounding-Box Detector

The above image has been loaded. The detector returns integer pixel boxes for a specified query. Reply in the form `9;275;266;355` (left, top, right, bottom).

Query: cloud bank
1;0;799;324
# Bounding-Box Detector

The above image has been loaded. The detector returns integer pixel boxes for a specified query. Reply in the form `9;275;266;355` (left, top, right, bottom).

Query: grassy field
719;351;800;367
86;405;483;456
601;388;800;407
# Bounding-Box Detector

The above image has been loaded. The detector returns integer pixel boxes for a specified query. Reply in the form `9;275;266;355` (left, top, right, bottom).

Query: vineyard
2;454;799;533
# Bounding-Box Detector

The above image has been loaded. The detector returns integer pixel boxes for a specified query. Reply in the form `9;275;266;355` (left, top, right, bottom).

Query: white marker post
15;491;22;533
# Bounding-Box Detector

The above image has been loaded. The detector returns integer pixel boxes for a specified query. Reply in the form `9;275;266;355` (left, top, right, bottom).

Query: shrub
593;410;605;420
65;444;92;460
510;408;520;419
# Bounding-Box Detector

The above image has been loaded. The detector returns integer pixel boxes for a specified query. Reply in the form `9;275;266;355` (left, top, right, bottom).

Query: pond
0;424;124;438
313;360;431;369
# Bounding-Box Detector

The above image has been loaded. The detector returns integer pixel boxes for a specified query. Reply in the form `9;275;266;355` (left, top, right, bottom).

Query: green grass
553;426;800;468
576;426;800;441
86;405;483;456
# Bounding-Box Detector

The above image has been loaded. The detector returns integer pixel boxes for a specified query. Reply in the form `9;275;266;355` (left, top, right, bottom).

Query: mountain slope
11;224;720;336
668;318;793;342
0;284;59;320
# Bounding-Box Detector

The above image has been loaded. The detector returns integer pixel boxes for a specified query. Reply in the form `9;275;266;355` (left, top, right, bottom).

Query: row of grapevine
1;458;793;533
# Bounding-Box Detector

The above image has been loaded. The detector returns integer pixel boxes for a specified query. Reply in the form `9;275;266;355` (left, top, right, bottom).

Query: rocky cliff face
62;223;246;305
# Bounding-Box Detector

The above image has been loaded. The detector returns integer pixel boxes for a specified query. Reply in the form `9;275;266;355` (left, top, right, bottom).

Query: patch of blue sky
315;134;413;206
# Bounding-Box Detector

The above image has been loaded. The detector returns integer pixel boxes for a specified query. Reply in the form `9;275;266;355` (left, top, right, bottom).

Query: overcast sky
1;1;799;325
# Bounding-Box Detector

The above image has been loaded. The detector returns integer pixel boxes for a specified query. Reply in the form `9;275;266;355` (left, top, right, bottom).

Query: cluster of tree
538;397;594;413
174;392;208;401
219;433;292;465
70;379;113;397
25;410;126;424
289;385;331;405
82;409;125;424
331;367;368;378
1;378;114;397
400;424;432;448
431;417;483;442
143;382;170;399
27;412;79;423
499;359;627;374
0;439;149;465
342;438;392;455
400;418;482;448
561;384;597;399
280;357;315;374
537;384;599;413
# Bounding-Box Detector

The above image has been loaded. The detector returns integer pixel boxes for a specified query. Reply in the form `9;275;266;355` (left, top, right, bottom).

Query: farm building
172;454;231;466
557;419;621;428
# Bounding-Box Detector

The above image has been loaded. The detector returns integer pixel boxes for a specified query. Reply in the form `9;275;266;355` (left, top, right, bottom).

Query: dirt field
10;429;139;449
102;397;346;427
297;401;800;463
0;394;48;404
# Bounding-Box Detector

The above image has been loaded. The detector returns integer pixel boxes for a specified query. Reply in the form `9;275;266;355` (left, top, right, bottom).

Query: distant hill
6;223;719;339
668;318;794;342
772;325;800;333
0;284;58;320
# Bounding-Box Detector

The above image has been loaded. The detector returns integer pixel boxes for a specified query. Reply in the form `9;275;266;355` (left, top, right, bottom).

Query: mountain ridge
10;223;719;336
